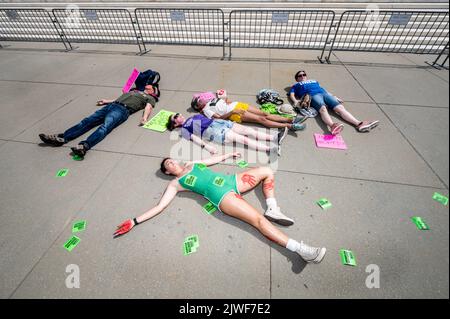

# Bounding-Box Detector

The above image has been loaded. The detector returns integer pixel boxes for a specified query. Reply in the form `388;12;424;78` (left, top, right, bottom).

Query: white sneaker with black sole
296;241;326;263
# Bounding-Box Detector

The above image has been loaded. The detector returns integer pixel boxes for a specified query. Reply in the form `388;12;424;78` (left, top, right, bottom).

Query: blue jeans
63;103;129;150
310;92;341;112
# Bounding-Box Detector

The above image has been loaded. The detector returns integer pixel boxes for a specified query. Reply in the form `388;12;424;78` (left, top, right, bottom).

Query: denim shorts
203;119;234;144
310;92;341;112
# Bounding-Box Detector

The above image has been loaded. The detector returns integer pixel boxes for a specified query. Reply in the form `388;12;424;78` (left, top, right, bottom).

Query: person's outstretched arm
190;134;218;155
113;181;179;237
97;99;115;106
189;152;241;167
139;103;153;126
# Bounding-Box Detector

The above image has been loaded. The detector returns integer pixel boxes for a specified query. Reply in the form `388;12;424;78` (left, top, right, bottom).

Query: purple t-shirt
181;114;214;140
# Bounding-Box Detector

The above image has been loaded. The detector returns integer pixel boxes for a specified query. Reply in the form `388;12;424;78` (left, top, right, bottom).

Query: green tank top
178;163;239;207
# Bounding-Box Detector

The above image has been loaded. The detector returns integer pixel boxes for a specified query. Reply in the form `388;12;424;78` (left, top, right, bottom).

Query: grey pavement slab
0;141;122;298
333;51;417;66
270;171;449;299
381;104;449;187
0;46;448;299
277;102;444;188
12;155;270;299
0;81;91;140
269;62;373;103
346;65;449;107
181;60;271;95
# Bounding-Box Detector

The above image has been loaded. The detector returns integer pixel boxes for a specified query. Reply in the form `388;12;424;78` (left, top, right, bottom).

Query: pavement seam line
333;52;449;190
8;152;127;299
400;53;449;84
3;138;448;191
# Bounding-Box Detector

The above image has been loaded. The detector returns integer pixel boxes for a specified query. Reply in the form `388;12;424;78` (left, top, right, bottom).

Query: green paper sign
56;169;69;177
432;192;448;206
213;176;225;187
72;220;87;233
197;163;207;170
317;198;332;210
184;175;197;187
237;160;249;168
142;109;176;132
72;154;83;161
183;235;200;255
63;236;81;252
203;202;217;215
411;217;429;230
340;249;357;266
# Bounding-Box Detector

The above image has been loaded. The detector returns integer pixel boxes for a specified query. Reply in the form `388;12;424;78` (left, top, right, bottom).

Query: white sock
286;239;301;252
266;198;277;210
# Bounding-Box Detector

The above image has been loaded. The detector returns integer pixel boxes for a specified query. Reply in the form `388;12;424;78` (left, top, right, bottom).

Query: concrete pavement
0;42;448;298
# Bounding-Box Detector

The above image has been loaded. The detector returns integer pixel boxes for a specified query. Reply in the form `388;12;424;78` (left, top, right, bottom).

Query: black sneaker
39;133;65;146
71;144;87;157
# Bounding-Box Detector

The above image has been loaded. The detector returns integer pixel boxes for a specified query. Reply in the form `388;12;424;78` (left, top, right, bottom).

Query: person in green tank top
114;152;326;264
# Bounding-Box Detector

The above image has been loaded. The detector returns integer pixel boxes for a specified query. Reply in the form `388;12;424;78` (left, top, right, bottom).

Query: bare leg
247;105;292;123
231;123;275;141
333;105;361;126
219;193;288;247
225;130;270;152
241;112;292;129
236;166;275;197
318;105;334;127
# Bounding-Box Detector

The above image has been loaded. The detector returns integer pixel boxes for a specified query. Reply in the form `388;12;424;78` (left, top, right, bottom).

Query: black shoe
39;133;65;146
71;145;87;157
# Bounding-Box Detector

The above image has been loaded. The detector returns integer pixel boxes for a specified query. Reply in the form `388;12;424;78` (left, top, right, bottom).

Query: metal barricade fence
0;9;71;50
429;41;449;69
52;8;145;54
229;10;335;59
325;10;449;62
135;8;225;58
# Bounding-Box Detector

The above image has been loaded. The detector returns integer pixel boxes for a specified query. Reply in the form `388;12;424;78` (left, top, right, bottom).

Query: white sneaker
297;241;326;263
264;207;294;226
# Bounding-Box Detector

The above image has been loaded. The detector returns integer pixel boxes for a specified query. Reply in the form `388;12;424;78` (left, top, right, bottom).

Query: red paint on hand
113;219;134;238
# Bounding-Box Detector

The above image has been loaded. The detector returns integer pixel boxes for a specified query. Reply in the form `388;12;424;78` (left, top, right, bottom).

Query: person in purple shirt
290;70;379;135
167;113;284;156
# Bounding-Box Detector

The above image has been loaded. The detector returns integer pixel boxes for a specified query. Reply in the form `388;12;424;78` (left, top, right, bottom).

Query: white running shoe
296;241;326;263
264;207;294;226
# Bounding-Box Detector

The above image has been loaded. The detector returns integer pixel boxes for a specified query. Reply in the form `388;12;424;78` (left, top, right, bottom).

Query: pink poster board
314;133;347;150
122;68;140;93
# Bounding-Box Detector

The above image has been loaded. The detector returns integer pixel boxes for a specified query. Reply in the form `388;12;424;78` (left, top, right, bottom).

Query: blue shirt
290;80;326;98
181;114;214;140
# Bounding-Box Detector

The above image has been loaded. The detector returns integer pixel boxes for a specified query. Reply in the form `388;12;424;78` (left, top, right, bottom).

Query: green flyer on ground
142;109;176;132
63;236;81;252
317;198;332;210
183;235;199;255
411;217;429;230
340;249;357;266
56;168;69;177
203;202;217;215
432;192;448;206
72;154;83;161
237;160;249;168
72;220;87;233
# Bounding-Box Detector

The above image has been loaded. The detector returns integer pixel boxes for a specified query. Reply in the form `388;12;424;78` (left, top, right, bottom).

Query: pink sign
314;133;347;150
122;68;140;93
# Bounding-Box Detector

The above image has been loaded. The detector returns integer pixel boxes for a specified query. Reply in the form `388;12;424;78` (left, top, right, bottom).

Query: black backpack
135;69;161;92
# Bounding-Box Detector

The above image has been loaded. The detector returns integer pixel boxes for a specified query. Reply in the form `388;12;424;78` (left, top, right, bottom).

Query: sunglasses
298;73;307;77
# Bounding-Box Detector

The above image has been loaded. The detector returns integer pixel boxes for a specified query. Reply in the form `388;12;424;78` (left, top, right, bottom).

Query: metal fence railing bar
135;8;225;58
324;10;449;62
0;9;71;50
52;8;145;54
229;10;335;59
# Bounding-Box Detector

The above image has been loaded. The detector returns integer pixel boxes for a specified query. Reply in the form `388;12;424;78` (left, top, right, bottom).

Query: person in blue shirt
289;70;379;135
